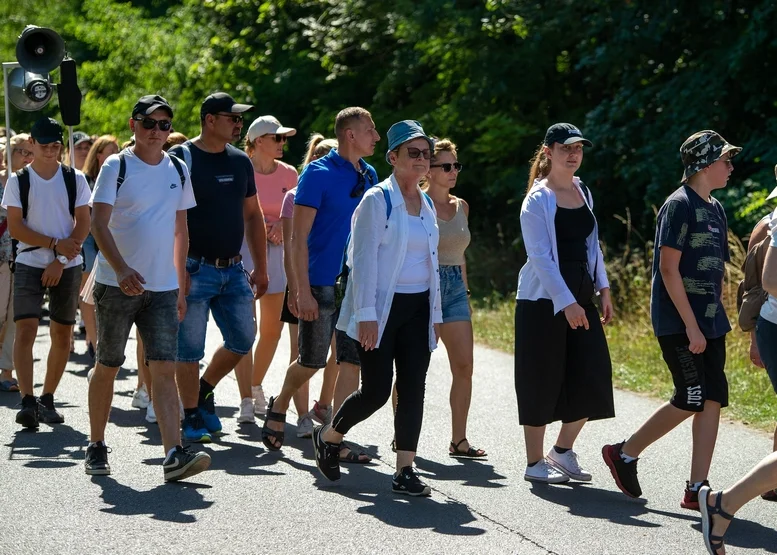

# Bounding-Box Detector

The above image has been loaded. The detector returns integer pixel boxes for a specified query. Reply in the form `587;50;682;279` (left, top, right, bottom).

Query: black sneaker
312;425;341;481
163;445;211;482
602;442;642;498
16;395;39;429
85;442;112;476
392;466;432;497
38;393;64;424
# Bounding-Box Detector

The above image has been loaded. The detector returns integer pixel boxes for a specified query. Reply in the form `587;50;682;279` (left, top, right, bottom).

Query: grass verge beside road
471;296;777;433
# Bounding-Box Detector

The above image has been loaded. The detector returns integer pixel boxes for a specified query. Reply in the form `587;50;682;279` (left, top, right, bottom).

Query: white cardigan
516;177;609;314
336;175;443;350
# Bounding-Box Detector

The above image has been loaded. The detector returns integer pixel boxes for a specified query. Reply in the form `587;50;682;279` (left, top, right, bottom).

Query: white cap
247;116;296;142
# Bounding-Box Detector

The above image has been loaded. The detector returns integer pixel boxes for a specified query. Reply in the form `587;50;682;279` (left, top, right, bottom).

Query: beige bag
80;265;97;305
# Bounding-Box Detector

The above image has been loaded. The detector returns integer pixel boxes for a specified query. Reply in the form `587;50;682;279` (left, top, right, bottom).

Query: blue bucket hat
385;120;435;163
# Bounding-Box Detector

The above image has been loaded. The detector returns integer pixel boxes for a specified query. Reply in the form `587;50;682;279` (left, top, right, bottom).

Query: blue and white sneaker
198;391;222;434
182;411;212;443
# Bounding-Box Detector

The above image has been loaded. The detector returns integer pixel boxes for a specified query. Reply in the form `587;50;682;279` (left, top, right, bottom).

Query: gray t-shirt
650;185;730;338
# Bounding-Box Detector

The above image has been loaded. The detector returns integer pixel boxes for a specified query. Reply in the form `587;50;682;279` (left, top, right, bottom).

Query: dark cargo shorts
13;263;81;325
297;285;359;368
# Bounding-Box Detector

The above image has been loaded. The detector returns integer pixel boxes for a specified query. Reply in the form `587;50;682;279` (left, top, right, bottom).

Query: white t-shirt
1;165;91;269
90;150;196;292
760;209;777;325
395;214;432;294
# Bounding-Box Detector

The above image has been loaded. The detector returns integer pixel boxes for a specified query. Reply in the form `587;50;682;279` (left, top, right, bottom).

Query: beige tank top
437;197;471;266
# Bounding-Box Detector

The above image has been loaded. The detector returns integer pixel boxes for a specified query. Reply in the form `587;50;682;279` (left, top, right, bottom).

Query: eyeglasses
263;134;287;143
430;162;463;173
350;168;376;198
13;148;32;157
134;116;173;131
215;113;243;124
405;147;431;160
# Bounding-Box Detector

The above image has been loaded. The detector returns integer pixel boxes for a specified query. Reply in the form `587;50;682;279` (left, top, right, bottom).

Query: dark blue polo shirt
294;149;378;286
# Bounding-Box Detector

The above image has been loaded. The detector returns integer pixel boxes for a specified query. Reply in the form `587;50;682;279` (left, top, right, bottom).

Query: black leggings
332;291;432;452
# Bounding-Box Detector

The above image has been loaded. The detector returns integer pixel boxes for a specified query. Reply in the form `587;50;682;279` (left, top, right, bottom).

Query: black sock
184;408;199;419
39;392;54;407
554;446;570;454
527;460;540;467
22;393;36;405
198;378;215;405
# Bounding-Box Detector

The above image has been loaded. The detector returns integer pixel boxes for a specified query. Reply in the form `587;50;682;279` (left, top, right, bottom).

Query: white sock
166;446;178;460
88;441;105;448
619;451;637;464
689;481;705;492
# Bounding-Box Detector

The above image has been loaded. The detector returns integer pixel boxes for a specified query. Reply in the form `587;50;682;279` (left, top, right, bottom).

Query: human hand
686;326;707;354
267;221;283;245
297;288;319;321
563;302;589;330
750;338;765;368
250;269;269;299
359;321;379;351
41;261;64;287
117;266;146;296
55;237;81;259
600;289;614;325
177;292;187;322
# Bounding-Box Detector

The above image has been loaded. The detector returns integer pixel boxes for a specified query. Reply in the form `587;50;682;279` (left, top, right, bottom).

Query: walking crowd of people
1;91;777;553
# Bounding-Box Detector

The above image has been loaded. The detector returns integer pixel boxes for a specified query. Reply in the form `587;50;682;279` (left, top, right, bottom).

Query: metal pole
2;62;20;174
67;125;74;167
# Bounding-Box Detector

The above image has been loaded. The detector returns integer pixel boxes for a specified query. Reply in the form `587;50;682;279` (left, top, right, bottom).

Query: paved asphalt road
1;315;776;554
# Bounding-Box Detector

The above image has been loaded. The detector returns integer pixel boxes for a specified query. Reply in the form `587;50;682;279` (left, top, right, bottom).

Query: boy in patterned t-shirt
602;130;742;509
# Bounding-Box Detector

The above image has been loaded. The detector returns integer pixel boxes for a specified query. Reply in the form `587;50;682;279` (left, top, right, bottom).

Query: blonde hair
164;132;188;151
9;133;31;149
421;137;457;190
526;143;551;193
83;135;119;181
302;133;337;166
243;134;257;157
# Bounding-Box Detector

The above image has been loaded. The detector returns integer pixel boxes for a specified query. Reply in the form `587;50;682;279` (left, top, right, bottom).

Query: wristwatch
56;255;68;265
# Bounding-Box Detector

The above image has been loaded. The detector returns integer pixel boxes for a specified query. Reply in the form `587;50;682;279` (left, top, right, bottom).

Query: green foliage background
2;0;776;294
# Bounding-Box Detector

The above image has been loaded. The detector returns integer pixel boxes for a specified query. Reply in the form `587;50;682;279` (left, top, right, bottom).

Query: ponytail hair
302;133;337;166
526;143;551;194
244;134;256;157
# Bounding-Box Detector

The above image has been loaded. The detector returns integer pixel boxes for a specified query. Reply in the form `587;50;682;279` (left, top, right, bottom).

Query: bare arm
282;216;296;293
243;196;268;297
460;198;470;290
291;205;318;321
91;202;145;295
174;210;188;292
659;246;705;352
71;204;90;244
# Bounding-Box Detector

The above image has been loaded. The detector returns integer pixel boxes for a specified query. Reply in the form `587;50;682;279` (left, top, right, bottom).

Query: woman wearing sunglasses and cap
516;123;614;484
312;120;442;497
236;116;299;424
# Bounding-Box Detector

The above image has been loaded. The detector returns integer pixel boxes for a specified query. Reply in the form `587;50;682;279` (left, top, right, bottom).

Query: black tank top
555;205;594;262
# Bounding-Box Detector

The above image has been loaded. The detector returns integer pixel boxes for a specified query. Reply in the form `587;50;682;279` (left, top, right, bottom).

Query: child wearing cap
603;130;741;509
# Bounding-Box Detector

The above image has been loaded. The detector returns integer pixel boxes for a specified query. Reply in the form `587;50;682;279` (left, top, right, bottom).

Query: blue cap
385;120;434;163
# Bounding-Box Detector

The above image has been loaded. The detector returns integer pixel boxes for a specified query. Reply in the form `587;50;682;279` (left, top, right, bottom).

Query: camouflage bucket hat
680;130;742;183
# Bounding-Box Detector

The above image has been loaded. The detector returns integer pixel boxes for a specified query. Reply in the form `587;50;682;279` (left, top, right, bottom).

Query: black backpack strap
169;155;186;187
116;151;127;193
16;167;30;220
578;180;591;206
60;164;77;219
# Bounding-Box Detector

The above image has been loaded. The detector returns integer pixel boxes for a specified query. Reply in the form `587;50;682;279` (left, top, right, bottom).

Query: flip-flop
0;379;19;392
339;443;372;464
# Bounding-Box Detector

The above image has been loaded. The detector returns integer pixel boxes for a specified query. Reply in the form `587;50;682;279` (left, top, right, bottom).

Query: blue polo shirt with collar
295;148;379;286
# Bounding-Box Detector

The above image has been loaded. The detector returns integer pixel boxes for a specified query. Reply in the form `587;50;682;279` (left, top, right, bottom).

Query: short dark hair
334;107;371;140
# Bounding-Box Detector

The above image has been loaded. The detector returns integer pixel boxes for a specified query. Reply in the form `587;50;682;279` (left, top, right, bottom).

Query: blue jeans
177;257;256;362
756;316;777;394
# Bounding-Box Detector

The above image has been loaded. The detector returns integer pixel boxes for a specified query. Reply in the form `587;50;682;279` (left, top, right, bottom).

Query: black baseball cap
31;117;64;144
132;95;173;119
200;92;254;119
543;123;593;147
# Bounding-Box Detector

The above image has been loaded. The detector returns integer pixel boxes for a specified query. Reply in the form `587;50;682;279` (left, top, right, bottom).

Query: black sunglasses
350;168;376;198
430;162;463;173
215;113;244;124
405;146;432;160
134;116;173;131
263;134;287;143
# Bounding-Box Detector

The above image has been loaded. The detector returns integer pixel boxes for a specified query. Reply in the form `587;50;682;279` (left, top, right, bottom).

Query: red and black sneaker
602;442;642;498
681;480;710;510
761;488;777;501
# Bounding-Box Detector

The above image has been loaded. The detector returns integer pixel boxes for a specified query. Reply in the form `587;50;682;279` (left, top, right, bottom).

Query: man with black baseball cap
1;116;91;429
169;92;269;444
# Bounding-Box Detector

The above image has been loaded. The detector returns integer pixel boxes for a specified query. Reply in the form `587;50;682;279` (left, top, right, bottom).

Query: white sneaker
296;413;314;438
546;448;592;481
524;458;571;484
145;402;156;423
252;385;267;415
237;397;255;423
132;384;150;409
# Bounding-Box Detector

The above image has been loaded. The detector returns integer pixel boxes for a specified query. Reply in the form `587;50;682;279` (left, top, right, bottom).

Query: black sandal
700;487;733;555
261;396;286;451
449;439;487;459
339;442;372;464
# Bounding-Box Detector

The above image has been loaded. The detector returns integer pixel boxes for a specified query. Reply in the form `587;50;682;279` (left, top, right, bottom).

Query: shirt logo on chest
215;175;234;184
170;183;178;189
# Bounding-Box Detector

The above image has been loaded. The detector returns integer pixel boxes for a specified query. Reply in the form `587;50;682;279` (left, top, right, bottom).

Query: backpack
11;165;77;269
117;149;186;192
737;231;771;331
334;183;434;308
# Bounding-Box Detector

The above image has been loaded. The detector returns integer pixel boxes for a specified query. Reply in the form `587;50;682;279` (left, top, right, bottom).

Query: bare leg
556;418;588;449
318;336;338;407
79;273;97;353
88;363;120;442
690;400;721;483
201;347;245;390
264;362;318;445
44;321;72;396
235;353;253;400
523;425;546;464
251;293;284;386
333;361;359;414
176;361;200;410
441;321;475;448
13;319;37;396
152;360;183;453
396;450;415;470
622;401;693;458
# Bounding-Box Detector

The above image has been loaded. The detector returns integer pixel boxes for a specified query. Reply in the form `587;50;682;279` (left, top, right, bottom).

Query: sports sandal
699;486;734;555
339;442;372;464
449;439;487;459
0;379;19;392
261;396;286;451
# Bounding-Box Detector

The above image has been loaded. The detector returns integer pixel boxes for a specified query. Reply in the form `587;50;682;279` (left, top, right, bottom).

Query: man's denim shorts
297;285;359;368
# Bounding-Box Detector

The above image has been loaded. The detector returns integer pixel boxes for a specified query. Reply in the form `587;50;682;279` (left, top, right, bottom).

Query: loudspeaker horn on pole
16;25;65;74
7;67;53;111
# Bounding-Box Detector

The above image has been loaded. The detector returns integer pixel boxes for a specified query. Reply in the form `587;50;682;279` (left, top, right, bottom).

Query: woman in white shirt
516;123;614;484
313;120;442;497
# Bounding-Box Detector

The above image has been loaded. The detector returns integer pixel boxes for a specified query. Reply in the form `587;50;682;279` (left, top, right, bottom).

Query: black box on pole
57;58;81;126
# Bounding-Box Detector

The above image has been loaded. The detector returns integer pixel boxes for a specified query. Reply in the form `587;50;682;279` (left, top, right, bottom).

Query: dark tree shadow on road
91;476;213;523
6;423;88;466
413;456;508;489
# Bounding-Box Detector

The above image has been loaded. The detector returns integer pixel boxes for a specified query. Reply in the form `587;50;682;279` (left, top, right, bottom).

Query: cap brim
35;137;63;145
767;186;777;201
277;126;296;136
74;138;93;146
721;144;742;159
228;103;254;114
561;137;593;147
141;103;174;118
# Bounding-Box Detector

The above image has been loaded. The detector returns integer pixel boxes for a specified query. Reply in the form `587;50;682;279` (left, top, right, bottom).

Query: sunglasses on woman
134;116;173;131
430;162;463;173
263;134;287;143
405;147;431;160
